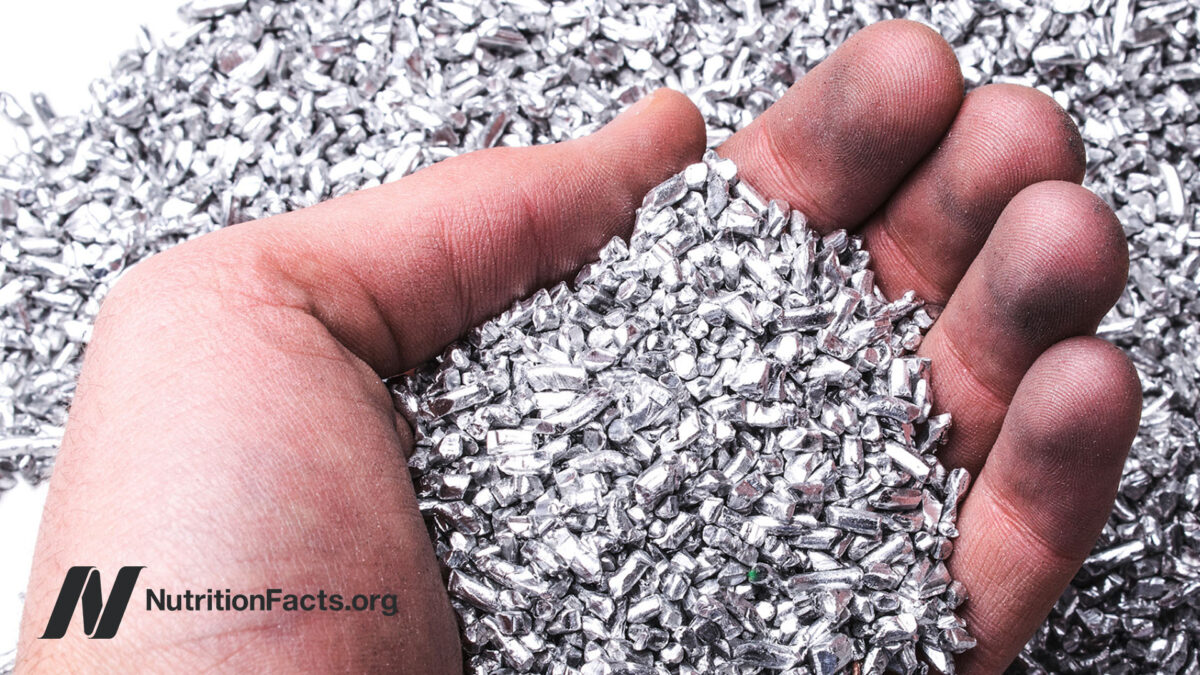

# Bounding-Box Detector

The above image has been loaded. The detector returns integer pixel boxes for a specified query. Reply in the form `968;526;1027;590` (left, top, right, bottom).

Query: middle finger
860;83;1087;303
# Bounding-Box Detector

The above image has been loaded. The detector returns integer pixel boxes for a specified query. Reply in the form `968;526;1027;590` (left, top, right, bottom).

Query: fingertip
647;88;708;168
1093;338;1143;429
982;181;1128;342
1007;180;1126;257
641;88;706;139
992;336;1140;559
1011;336;1142;466
580;88;706;250
596;88;706;175
824;18;964;164
965;85;1085;177
857;19;963;104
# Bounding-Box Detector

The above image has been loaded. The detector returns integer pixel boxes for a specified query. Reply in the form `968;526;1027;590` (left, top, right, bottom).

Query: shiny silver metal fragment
399;155;971;673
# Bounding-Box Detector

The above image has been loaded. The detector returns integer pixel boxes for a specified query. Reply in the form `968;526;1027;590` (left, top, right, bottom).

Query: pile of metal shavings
394;152;974;674
0;0;1196;671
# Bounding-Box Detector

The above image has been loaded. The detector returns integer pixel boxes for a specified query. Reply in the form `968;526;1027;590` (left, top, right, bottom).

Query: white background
0;0;184;660
1;1;183;154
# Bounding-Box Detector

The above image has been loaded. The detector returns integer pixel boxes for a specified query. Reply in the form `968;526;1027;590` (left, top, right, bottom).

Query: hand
19;19;1138;673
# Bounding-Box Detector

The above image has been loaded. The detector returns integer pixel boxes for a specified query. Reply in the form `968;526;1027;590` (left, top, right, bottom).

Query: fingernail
614;89;661;121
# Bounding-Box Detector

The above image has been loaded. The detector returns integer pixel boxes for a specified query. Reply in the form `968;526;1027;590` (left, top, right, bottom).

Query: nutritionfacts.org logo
39;565;402;640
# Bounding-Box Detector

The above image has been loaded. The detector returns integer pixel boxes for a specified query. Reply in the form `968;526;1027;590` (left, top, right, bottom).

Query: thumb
222;88;705;374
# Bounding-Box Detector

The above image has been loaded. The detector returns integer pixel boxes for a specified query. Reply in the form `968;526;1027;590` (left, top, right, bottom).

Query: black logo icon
40;566;144;639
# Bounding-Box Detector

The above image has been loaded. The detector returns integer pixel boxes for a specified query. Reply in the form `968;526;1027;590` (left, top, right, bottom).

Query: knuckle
98;230;291;329
751;121;840;228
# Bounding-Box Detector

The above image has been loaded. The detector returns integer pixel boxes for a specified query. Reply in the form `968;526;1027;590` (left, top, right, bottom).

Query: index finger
719;19;963;232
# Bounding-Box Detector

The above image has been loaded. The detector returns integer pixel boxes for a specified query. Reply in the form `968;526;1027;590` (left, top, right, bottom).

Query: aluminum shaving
0;0;1198;672
396;152;972;673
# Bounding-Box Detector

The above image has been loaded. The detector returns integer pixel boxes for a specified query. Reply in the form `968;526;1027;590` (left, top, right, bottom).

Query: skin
18;20;1140;674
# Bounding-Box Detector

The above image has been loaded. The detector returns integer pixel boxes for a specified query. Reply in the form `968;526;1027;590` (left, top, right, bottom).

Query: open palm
20;20;1138;674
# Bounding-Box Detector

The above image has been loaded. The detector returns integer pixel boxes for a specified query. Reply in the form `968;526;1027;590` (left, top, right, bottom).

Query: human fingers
860;84;1086;302
718;19;962;232
917;181;1128;474
207;88;705;375
949;337;1141;673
